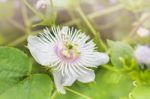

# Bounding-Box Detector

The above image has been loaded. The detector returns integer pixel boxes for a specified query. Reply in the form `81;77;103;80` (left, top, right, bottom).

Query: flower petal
93;52;109;66
134;45;150;64
62;76;76;86
53;71;66;94
27;36;54;66
80;52;109;67
77;69;95;83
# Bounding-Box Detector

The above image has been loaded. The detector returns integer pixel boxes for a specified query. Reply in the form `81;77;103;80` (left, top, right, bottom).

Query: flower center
56;41;80;62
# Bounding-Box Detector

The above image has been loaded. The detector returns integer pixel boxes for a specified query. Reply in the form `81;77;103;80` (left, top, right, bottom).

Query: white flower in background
137;27;150;37
35;0;50;11
27;26;109;94
134;45;150;65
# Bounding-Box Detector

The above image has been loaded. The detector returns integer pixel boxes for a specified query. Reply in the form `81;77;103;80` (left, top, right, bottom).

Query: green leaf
0;74;53;99
130;85;150;99
0;47;32;94
55;69;134;99
107;40;135;69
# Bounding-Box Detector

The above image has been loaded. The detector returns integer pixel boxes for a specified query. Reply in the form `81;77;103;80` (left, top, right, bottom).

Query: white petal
27;36;54;66
134;45;150;64
62;76;76;86
77;69;95;83
53;71;66;94
80;52;109;67
94;52;109;66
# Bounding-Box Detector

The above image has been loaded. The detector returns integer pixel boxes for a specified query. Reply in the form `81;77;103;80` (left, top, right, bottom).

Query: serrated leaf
0;74;53;99
55;69;134;99
0;47;32;94
108;40;134;69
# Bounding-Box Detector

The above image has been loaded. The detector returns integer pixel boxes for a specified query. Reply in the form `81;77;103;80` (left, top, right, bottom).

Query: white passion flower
134;45;150;65
27;26;109;94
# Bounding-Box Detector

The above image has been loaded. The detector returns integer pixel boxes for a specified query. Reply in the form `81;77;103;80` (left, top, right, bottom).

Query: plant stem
102;64;119;73
66;8;82;29
76;6;107;51
8;4;123;46
123;13;150;42
65;87;92;99
7;31;40;46
22;0;45;20
21;4;30;34
8;19;25;32
50;90;58;99
63;4;123;26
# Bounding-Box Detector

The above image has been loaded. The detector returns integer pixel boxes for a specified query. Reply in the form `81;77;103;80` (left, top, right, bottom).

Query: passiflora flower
27;26;109;94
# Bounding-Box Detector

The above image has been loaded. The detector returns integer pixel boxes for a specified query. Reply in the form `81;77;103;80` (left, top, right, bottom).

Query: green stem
65;87;92;99
123;13;150;42
49;0;57;25
50;90;58;99
67;8;82;29
102;64;119;73
76;7;97;37
7;31;40;46
21;4;30;34
8;4;123;46
76;7;107;51
22;0;45;20
63;4;123;26
8;19;25;32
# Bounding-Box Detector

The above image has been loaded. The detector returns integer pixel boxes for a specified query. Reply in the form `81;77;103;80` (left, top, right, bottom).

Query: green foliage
55;69;134;99
0;0;150;98
108;40;135;69
0;74;53;99
0;47;32;94
130;85;150;99
0;47;53;99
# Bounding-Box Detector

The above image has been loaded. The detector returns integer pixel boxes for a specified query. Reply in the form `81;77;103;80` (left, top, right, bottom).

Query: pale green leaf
108;40;134;69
